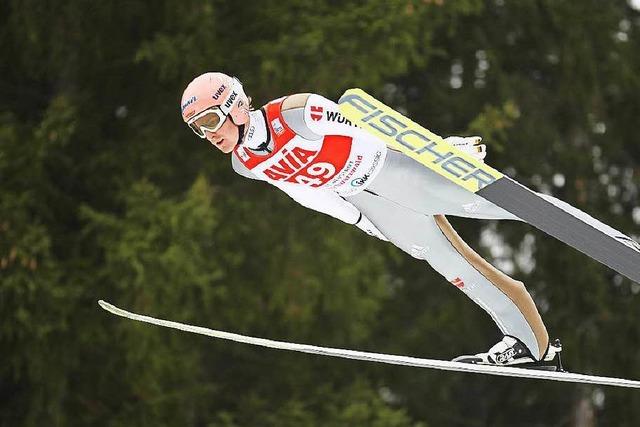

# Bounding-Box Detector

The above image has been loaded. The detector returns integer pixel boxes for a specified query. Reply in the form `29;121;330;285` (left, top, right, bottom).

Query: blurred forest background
2;0;640;426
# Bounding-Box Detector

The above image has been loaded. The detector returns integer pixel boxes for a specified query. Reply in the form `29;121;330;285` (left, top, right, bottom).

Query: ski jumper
231;93;628;359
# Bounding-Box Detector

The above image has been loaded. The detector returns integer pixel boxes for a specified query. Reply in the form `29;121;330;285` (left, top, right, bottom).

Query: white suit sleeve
302;94;370;139
272;181;361;224
272;181;388;241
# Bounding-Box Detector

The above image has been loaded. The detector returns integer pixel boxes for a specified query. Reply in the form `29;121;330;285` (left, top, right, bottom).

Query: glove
355;214;389;241
444;136;487;162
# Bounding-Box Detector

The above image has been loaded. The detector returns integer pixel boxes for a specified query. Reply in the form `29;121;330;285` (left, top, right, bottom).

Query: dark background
2;1;640;425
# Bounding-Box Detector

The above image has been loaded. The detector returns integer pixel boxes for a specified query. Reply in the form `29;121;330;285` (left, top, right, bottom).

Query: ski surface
338;89;640;283
99;300;640;389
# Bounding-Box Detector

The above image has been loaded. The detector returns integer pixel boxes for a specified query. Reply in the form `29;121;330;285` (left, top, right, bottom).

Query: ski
338;89;640;284
99;300;640;389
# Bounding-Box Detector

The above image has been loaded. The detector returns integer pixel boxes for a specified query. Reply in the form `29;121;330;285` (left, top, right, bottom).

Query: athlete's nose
205;130;222;144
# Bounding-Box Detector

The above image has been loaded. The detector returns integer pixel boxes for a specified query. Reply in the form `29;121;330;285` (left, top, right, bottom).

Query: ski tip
98;299;121;315
98;300;139;320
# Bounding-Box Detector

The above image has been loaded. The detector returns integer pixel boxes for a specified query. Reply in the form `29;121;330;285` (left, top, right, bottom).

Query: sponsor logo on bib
254;136;352;188
237;146;250;161
350;150;383;187
271;118;285;135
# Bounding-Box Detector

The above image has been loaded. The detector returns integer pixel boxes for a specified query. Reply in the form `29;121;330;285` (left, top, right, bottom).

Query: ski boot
453;335;564;371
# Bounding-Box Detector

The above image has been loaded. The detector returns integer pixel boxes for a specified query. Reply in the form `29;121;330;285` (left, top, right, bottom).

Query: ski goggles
186;77;245;139
187;106;228;138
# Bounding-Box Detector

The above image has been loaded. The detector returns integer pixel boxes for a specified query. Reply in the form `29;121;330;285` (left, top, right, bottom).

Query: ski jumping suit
231;93;622;359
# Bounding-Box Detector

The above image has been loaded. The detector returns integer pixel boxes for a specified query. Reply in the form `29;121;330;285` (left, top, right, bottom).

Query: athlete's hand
444;136;487;162
355;215;389;241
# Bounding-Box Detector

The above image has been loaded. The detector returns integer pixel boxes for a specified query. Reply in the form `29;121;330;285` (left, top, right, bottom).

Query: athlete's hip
363;149;519;219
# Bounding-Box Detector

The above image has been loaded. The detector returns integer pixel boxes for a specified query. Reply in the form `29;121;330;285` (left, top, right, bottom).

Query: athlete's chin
218;141;236;154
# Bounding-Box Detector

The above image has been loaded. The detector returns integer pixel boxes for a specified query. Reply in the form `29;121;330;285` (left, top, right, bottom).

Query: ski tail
477;177;640;282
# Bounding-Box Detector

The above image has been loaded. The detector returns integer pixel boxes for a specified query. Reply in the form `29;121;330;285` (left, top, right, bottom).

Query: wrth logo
326;111;352;125
310;106;323;121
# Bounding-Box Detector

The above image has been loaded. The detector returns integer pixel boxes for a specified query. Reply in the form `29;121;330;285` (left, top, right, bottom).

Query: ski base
99;300;640;389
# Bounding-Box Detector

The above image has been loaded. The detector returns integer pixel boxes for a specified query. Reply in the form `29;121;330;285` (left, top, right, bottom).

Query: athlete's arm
232;147;359;223
301;93;363;137
272;180;358;223
280;93;376;142
273;181;387;240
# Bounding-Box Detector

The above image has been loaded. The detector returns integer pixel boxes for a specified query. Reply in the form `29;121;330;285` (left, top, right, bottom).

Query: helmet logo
181;96;197;113
224;91;238;109
212;85;226;101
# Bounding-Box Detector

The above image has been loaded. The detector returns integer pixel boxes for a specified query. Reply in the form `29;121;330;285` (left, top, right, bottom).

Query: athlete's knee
504;279;532;301
511;279;527;293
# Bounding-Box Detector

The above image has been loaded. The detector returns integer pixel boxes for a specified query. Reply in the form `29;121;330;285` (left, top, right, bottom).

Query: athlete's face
204;116;239;154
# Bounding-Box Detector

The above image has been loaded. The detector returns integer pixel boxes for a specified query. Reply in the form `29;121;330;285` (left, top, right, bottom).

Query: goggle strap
218;78;244;115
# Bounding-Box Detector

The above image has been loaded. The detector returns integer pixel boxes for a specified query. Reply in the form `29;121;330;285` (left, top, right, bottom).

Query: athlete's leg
367;150;638;251
347;190;549;359
365;149;521;220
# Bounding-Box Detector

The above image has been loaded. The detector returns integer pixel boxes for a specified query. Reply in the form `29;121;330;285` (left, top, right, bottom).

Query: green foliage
467;101;520;153
207;380;418;427
0;92;83;424
2;0;640;425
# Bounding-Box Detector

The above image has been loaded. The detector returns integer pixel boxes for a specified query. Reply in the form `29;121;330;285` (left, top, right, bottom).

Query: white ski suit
230;93;584;359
